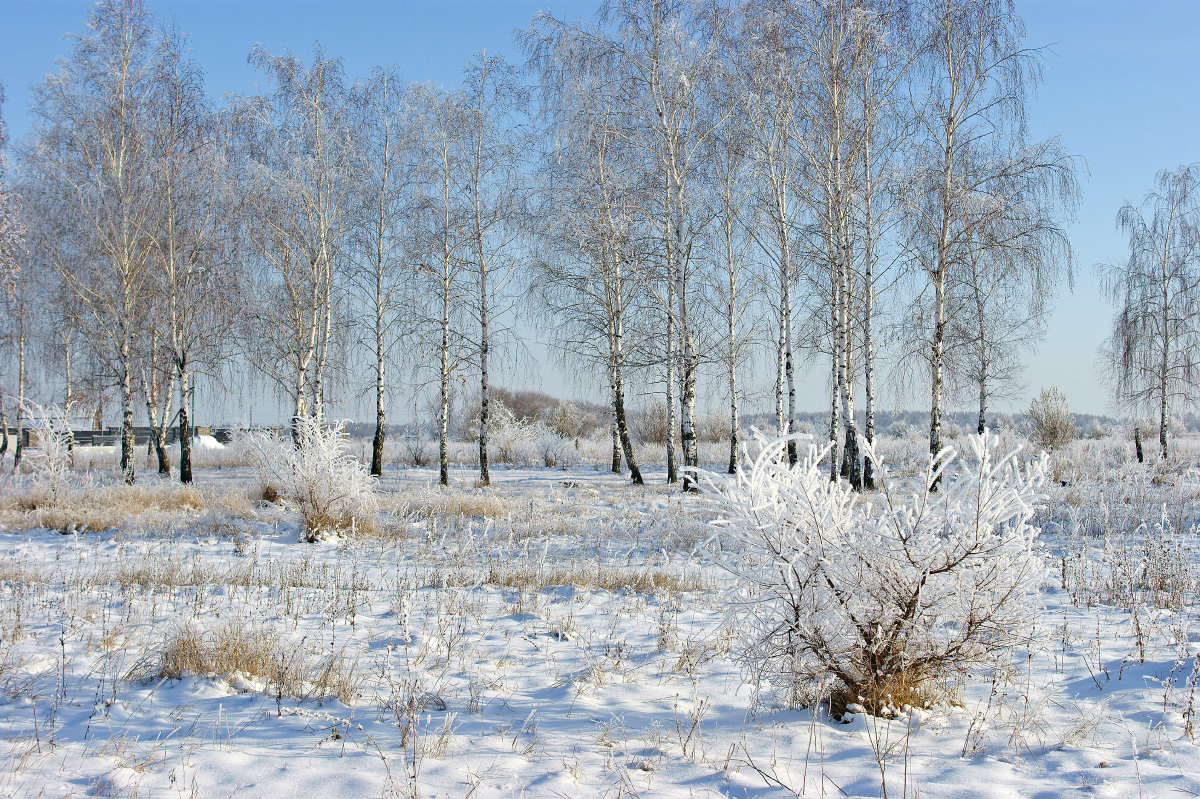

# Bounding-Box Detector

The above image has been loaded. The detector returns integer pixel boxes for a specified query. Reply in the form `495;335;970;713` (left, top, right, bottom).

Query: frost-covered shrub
545;401;584;440
19;404;77;503
528;420;570;467
483;400;571;467
630;403;671;446
487;400;528;465
695;410;731;443
701;431;1047;716
245;414;379;542
1027;386;1075;452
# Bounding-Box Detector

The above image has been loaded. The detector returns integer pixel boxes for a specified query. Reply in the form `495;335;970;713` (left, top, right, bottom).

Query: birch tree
607;0;730;489
0;82;25;464
2;266;32;467
848;0;914;489
23;0;162;483
148;31;238;482
458;53;530;487
704;86;755;475
411;83;470;487
791;0;866;487
525;44;648;485
1100;164;1200;459
904;0;1074;471
946;155;1077;436
739;3;806;466
0;82;21;290
238;47;357;440
351;68;418;476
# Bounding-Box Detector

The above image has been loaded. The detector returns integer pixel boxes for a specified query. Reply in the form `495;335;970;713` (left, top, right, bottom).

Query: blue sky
1;0;1197;418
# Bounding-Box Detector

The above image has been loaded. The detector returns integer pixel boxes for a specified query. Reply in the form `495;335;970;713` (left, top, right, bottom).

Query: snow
192;434;225;451
1;456;1199;798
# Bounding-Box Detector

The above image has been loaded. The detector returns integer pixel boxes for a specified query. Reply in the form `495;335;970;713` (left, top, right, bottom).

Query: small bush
631;403;672;446
529;420;569;467
546;400;584;440
1027;386;1076;452
402;436;431;466
245;413;379;542
18;403;77;504
701;431;1047;716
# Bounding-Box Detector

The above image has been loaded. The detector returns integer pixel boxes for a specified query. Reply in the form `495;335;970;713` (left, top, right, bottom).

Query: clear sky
1;0;1197;419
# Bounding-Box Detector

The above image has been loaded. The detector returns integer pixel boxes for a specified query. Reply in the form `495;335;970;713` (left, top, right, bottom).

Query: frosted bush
245;413;379;542
546;400;584;440
1027;386;1075;452
485;401;571;467
528;420;570;467
20;403;77;503
487;400;529;465
700;430;1048;716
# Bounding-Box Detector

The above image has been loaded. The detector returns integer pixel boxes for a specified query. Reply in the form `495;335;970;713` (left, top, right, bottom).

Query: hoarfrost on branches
20;403;77;503
245;413;380;542
700;429;1048;716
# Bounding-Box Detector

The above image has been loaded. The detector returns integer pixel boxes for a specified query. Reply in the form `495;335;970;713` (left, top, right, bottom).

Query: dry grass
832;666;940;719
0;483;254;534
100;556;366;592
383;489;521;522
0;558;49;586
150;619;360;704
0;647;35;700
440;561;710;594
299;506;381;540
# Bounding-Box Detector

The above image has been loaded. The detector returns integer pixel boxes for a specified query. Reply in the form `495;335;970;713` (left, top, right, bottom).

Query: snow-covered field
2;437;1200;798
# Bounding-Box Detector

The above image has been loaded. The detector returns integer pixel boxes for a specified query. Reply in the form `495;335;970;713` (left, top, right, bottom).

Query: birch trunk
727;271;739;475
862;195;877;490
292;369;309;448
671;174;698;489
775;316;786;434
682;345;697;483
779;213;798;466
13;316;24;468
612;360;642;486
179;364;193;484
977;379;987;435
828;294;840;482
370;259;386;477
610;408;622;474
439;280;452;487
664;272;678;484
142;367;171;476
477;263;491;487
929;272;947;468
609;269;642;486
1159;277;1170;458
64;337;75;453
836;243;860;489
120;331;136;484
928;117;955;477
312;265;333;419
834;139;861;489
